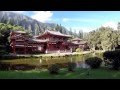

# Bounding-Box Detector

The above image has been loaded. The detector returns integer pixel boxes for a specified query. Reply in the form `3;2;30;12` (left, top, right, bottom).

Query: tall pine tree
78;30;83;39
59;24;63;33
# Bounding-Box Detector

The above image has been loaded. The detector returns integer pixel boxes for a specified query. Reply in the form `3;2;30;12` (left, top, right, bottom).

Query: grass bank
1;50;106;59
0;68;120;79
34;51;93;57
0;51;93;59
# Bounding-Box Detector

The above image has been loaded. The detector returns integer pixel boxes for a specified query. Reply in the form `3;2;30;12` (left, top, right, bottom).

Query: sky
11;11;120;33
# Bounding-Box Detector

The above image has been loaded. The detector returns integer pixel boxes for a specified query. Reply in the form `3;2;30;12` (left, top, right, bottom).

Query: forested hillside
0;11;75;36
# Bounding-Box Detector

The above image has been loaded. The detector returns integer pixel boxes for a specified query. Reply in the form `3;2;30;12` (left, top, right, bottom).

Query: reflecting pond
0;53;103;70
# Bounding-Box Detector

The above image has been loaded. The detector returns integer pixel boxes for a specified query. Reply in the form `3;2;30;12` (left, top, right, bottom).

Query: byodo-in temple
10;30;89;54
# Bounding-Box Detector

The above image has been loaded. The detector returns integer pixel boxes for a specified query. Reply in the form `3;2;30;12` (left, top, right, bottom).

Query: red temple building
35;30;73;53
10;30;89;54
71;38;89;51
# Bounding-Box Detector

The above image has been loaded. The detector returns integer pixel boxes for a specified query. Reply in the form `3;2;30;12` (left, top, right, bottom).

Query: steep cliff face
0;11;70;36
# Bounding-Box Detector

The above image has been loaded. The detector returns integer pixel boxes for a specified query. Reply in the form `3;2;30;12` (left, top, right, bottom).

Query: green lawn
0;68;120;79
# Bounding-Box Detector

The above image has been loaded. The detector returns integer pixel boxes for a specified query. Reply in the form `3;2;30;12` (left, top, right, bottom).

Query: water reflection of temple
76;61;90;68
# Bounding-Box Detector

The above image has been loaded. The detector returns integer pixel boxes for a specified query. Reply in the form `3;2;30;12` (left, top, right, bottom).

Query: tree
0;23;26;54
78;30;83;39
55;24;59;31
9;19;15;25
117;30;120;45
117;22;120;30
103;50;120;70
27;24;32;34
34;24;40;36
69;28;73;35
59;24;63;33
55;24;62;33
73;29;78;38
1;16;7;24
84;26;119;51
63;29;67;34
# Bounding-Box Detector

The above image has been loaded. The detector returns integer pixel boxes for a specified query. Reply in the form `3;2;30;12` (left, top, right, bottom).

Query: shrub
85;57;102;69
103;51;113;60
112;58;120;70
0;50;8;55
103;50;120;70
0;63;11;70
76;48;83;52
11;64;35;70
48;64;60;74
67;62;76;72
103;50;120;60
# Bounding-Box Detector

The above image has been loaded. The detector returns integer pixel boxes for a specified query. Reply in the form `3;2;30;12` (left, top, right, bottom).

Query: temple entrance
15;47;26;54
56;41;62;50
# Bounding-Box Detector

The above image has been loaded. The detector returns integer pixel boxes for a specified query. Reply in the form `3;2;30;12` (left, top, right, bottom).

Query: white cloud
62;18;69;22
66;26;97;33
11;11;25;14
31;11;53;23
68;21;118;33
102;21;117;30
62;18;99;22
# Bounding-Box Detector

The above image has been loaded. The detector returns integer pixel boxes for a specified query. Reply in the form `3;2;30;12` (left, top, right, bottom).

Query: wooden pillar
45;42;49;54
26;41;28;53
32;43;34;52
31;43;33;52
13;45;16;54
13;40;16;54
49;43;51;51
24;40;26;54
47;43;49;51
33;43;35;52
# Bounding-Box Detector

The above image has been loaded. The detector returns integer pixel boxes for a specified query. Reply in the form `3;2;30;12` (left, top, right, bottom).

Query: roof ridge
37;30;71;38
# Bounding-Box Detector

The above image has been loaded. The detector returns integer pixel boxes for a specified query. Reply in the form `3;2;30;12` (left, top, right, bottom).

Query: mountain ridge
0;11;70;36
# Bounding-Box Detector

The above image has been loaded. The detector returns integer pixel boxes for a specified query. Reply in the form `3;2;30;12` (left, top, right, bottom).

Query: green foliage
34;24;40;36
55;24;63;33
76;48;83;52
103;50;120;59
78;30;83;39
1;16;7;24
67;62;76;72
103;50;120;70
0;23;26;54
69;28;81;38
85;57;102;69
48;64;60;74
9;19;15;25
0;12;80;37
69;28;73;35
0;50;8;55
84;27;119;50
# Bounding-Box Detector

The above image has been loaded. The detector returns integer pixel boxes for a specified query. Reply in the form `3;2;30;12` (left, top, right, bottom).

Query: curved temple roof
28;39;48;43
13;31;26;34
72;38;82;41
36;30;72;38
72;41;87;45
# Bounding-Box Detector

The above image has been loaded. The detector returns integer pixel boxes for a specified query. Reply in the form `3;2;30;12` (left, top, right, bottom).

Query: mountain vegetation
0;11;83;38
0;11;83;54
1;11;120;54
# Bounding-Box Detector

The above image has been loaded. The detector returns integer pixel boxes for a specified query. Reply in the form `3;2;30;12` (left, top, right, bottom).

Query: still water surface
0;53;103;69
